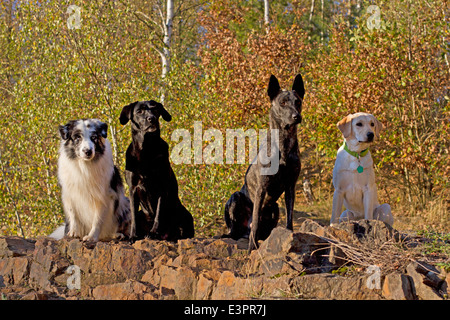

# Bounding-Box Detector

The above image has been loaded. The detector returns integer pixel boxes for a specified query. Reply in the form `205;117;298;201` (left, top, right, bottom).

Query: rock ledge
1;220;448;300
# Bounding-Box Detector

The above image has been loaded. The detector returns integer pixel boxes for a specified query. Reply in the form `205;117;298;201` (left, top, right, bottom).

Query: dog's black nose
367;132;374;142
292;114;302;123
146;116;156;123
83;148;93;157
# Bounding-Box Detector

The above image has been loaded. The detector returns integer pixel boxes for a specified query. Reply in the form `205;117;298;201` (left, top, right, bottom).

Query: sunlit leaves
0;0;448;237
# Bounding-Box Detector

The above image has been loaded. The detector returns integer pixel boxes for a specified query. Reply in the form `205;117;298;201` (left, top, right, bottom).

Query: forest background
0;0;448;238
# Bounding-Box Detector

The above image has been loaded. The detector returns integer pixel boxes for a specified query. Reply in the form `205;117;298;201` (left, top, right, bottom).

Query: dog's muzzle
143;116;159;132
292;114;302;124
367;132;374;142
81;148;95;160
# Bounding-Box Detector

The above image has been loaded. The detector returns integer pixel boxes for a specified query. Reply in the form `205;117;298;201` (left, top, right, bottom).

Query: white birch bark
159;0;174;103
264;0;270;25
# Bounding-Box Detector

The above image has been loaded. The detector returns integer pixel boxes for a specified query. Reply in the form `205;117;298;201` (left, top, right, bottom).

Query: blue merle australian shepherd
50;119;131;242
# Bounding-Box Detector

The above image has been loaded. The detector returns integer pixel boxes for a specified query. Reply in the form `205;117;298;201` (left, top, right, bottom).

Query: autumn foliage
0;0;448;237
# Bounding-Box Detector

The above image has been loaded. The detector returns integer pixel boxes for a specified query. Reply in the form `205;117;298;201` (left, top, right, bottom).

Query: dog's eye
136;109;144;114
356;123;363;127
91;135;97;142
370;122;375;127
73;135;81;142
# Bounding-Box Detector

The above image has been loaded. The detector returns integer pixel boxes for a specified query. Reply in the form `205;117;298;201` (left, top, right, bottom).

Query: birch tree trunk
321;0;324;43
160;0;174;103
264;0;270;26
309;0;315;24
308;0;315;40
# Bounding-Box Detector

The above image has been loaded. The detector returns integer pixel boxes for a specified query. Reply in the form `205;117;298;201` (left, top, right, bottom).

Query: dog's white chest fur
332;146;377;216
58;141;114;201
58;140;117;240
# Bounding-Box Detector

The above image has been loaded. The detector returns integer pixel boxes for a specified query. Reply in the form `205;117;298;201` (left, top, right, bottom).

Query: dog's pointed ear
59;124;70;140
337;115;353;139
374;118;383;138
157;103;172;122
267;75;281;101
292;74;305;99
120;101;138;125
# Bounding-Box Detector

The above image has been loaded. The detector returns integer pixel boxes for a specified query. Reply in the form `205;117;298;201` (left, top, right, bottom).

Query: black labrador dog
223;74;305;252
120;100;194;240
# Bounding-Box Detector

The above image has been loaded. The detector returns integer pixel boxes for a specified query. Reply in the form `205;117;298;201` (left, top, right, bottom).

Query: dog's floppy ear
337;115;353;139
120;101;138;125
157;102;172;122
267;75;281;101
292;74;305;99
98;121;108;138
374;118;383;138
59;124;70;140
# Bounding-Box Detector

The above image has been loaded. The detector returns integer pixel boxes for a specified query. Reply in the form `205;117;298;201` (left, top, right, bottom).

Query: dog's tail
49;225;65;240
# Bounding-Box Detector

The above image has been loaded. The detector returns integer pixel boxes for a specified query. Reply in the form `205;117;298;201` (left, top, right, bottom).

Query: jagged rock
196;271;218;300
211;271;247;300
92;280;156;300
406;261;443;300
291;273;383;299
382;273;414;300
20;290;49;300
249;227;329;276
29;238;70;290
333;220;400;245
0;256;30;286
177;238;202;255
253;274;292;298
441;273;450;296
0;225;447;300
0;237;35;258
159;265;197;300
132;239;173;257
204;239;236;257
298;219;327;236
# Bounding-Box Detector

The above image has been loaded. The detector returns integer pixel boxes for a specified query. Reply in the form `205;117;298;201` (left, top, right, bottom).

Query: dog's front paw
82;235;98;242
114;233;125;240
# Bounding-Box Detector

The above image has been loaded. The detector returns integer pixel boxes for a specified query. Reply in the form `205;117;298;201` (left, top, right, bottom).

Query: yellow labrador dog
330;112;393;226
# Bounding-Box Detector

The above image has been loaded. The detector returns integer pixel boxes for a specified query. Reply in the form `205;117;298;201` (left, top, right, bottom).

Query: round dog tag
357;165;364;173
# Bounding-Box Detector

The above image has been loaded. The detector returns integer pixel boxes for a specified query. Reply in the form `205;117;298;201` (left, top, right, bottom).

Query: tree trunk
441;9;450;75
309;0;315;24
321;0;324;43
160;0;174;103
264;0;270;26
